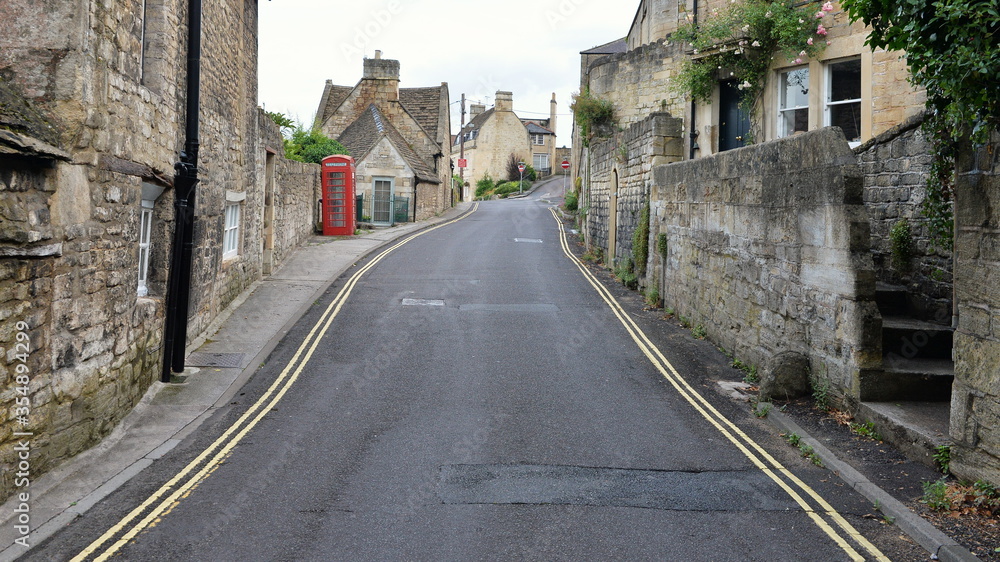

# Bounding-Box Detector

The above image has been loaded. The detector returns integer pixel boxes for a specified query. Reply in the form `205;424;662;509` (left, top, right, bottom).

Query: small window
825;58;862;146
137;201;154;296
531;133;545;145
223;202;241;259
778;67;810;138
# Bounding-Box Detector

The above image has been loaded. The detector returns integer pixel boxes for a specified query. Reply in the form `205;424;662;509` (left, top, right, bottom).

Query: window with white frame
137;201;154;296
531;133;545;145
778;67;810;138
533;153;550;171
825;58;862;146
223;202;241;259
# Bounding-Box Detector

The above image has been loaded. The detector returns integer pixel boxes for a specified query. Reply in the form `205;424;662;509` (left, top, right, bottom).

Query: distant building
315;51;452;224
453;91;531;188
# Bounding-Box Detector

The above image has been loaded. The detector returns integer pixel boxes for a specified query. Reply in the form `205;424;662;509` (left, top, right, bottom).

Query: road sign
561;160;570;170
518;164;525;173
457;158;467;168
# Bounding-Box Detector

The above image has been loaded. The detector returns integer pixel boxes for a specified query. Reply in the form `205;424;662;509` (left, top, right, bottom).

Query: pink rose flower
816;24;828;35
822;2;834;12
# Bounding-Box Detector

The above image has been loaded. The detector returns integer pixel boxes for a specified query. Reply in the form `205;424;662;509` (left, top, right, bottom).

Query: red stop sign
561;160;570;169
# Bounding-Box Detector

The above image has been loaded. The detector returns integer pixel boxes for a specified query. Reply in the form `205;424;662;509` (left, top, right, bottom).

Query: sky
258;0;638;148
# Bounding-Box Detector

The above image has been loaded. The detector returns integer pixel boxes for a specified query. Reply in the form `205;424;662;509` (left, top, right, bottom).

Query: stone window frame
223;191;245;261
823;57;863;148
777;66;810;138
138;182;165;297
137;203;154;296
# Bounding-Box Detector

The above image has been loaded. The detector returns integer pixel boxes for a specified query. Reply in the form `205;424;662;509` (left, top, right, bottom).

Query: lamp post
518;161;525;194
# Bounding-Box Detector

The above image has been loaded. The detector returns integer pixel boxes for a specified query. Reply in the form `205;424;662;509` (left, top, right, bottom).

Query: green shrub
493;181;523;198
564;191;578;212
889;219;912;272
475;175;495;198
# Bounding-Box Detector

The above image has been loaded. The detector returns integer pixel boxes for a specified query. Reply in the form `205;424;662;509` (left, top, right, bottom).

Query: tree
284;125;349;164
841;0;1000;142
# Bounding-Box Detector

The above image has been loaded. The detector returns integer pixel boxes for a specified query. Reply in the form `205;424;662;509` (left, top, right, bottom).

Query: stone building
519;93;560;177
453;91;532;186
0;0;320;503
315;52;452;224
572;0;1000;485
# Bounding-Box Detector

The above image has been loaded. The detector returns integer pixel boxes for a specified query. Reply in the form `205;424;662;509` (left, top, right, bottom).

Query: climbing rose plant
673;0;835;143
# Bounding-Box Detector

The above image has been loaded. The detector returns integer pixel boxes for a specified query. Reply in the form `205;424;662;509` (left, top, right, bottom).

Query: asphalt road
29;180;923;561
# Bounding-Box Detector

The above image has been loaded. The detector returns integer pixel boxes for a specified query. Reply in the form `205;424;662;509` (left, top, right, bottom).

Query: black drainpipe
162;0;202;382
689;0;699;160
412;178;417;223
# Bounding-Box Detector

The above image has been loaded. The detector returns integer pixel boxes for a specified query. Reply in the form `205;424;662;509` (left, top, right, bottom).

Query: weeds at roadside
849;421;883;442
933;445;951;475
691;324;707;339
731;358;759;384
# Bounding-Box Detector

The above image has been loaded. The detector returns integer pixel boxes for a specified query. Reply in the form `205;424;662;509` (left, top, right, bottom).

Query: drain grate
186;352;246;368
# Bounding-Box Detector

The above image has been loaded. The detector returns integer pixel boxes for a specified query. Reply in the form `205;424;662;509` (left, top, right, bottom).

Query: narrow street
29;181;921;561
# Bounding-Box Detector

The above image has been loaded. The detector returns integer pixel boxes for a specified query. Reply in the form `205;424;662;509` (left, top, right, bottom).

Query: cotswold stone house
0;0;319;503
573;0;1000;485
315;52;452;224
453;91;532;186
520;93;560;177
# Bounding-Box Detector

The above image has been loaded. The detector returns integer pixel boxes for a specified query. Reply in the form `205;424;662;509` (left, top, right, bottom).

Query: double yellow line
72;204;479;561
548;208;889;562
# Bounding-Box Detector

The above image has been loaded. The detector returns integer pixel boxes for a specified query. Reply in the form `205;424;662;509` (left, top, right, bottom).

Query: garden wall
648;128;881;403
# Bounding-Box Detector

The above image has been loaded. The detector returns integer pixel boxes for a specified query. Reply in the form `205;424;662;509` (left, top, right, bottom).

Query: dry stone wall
648;128;881;404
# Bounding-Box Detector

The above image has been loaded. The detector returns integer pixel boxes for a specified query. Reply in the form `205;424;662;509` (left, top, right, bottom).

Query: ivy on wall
672;0;834;143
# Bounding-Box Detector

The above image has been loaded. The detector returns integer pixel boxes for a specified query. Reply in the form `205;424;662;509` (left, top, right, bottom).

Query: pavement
0;175;980;561
0;202;473;561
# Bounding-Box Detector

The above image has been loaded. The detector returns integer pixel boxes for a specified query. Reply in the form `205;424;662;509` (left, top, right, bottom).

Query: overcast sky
258;0;637;147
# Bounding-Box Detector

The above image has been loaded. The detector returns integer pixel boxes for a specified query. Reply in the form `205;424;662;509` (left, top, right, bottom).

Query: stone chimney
362;50;400;101
550;92;557;136
469;103;486;119
495;91;513;112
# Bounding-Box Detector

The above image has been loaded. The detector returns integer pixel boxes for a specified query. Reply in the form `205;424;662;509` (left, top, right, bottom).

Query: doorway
372;177;394;226
262;152;276;274
719;80;750;152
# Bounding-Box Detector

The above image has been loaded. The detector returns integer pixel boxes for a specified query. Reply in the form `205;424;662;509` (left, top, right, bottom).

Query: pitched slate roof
315;84;355;127
338;104;440;184
399;86;446;139
456;107;495;144
581;38;628;55
524;122;554;135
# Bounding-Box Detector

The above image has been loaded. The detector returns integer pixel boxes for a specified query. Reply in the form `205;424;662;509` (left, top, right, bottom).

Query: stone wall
648;128;881;404
584;113;684;265
950;130;1000;485
856;113;953;322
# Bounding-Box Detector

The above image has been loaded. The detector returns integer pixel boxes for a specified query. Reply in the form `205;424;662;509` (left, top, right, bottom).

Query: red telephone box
320;155;356;236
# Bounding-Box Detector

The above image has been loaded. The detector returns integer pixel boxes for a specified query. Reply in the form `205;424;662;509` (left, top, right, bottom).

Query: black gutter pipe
162;0;202;382
689;0;699;160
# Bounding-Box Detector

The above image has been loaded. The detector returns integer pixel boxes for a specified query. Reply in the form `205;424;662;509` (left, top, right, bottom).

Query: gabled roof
315;84;355;128
458;107;495;139
338;104;440;184
581;38;628;55
399;86;447;139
